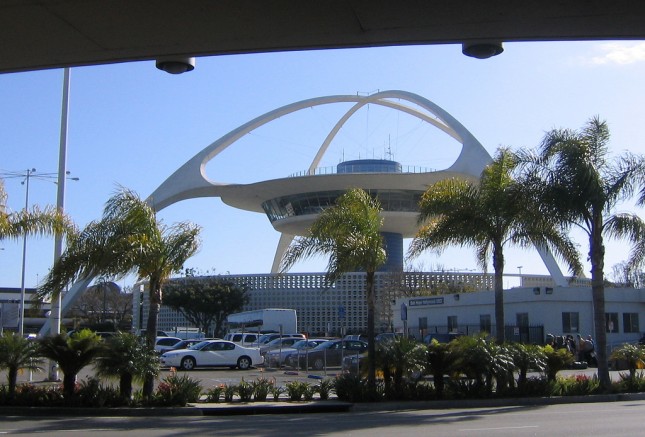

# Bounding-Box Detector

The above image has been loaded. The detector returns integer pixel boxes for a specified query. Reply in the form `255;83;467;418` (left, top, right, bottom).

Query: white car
154;336;182;354
160;340;264;370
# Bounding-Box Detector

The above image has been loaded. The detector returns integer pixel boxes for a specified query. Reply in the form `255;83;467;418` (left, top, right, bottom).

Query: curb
2;393;645;417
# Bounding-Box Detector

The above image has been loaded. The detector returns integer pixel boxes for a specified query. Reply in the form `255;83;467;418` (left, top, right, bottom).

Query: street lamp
517;265;523;286
0;168;78;336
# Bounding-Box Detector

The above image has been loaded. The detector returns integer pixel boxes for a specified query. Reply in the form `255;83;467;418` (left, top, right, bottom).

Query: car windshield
291;340;309;349
258;334;277;344
313;340;337;350
188;341;210;350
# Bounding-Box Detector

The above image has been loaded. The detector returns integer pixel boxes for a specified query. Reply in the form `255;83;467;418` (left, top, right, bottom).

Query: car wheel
237;356;252;370
180;356;196;371
313;358;324;370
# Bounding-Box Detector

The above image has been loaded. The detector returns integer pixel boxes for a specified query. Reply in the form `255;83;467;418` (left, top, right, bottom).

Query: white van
224;332;261;347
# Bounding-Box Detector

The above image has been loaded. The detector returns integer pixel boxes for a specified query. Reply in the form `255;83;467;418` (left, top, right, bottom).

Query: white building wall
393;286;645;347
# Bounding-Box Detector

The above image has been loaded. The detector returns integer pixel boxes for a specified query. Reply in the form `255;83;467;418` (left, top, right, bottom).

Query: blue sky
2;41;645;290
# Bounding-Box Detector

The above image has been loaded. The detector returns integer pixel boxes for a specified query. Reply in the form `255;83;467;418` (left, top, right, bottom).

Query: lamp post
0;169;79;336
18;168;35;336
49;66;71;382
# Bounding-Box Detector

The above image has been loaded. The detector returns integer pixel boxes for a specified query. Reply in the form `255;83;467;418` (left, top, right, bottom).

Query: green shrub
511;376;551;397
446;378;483;399
153;374;202;406
543;345;574;382
285;381;309;401
5;383;65;407
610;344;645;382
205;385;225;403
551;374;601;396
224;383;236;402
76;377;125;407
334;374;386;402
303;384;316;401
270;385;285;401
252;377;273;402
615;371;645;393
412;381;436;401
237;379;254;402
317;379;334;400
334;374;366;402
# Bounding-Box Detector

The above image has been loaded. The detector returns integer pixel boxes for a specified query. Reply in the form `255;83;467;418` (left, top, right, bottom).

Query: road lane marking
459;425;539;432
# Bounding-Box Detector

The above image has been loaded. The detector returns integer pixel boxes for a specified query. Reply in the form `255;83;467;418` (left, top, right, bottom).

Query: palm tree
38;187;201;397
0;332;43;401
0;178;74;250
409;148;582;343
95;332;159;400
426;339;456;399
280;188;387;392
519;117;645;389
37;329;103;399
374;337;426;397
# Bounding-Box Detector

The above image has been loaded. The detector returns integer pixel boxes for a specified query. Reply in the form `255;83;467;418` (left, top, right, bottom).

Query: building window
516;313;529;327
623;313;640;333
562;312;579;333
480;315;491;334
606;313;619;333
447;316;458;333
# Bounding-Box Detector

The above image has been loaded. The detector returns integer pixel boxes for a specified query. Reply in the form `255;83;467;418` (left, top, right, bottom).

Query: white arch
147;91;491;211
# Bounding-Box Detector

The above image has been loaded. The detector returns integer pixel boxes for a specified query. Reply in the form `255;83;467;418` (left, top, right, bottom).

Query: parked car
168;338;211;351
140;330;170;337
159;340;264;370
375;332;404;343
264;338;329;367
154;336;182;354
223;332;262;347
422;333;462;344
257;333;306;345
286;339;367;370
341;352;366;373
259;337;304;356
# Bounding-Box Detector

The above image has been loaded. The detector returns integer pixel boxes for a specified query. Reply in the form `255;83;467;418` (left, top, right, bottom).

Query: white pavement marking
459;425;539;432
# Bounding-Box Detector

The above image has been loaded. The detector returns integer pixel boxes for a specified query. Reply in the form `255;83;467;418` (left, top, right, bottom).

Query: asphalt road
1;399;644;436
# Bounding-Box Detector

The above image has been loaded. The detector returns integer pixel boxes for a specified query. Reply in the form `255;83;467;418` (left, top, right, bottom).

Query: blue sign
338;305;346;320
401;303;407;321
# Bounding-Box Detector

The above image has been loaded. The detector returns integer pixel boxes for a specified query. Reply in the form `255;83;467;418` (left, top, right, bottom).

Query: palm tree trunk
366;270;377;395
493;241;505;343
143;279;162;397
120;372;133;400
590;217;611;389
63;373;76;399
8;366;18;401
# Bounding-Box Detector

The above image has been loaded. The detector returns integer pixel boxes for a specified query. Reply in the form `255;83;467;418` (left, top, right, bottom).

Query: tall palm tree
0;332;43;401
280;188;387;392
518;117;645;389
37;329;103;399
0;178;74;248
409;148;582;343
95;332;159;400
38;187;201;397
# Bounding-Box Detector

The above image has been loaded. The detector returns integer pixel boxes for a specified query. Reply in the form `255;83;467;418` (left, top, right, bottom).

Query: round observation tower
262;158;409;271
147;90;496;274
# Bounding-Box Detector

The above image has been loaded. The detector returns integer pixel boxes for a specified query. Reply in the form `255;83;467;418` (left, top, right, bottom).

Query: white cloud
587;42;645;65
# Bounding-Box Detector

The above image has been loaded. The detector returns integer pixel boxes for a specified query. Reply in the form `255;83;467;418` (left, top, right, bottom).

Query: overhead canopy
2;0;645;73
